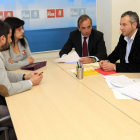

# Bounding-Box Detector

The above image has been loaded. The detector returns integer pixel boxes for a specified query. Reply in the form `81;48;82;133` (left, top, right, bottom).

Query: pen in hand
39;72;43;76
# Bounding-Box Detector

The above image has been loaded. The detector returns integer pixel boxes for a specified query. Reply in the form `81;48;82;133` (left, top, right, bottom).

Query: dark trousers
0;105;17;140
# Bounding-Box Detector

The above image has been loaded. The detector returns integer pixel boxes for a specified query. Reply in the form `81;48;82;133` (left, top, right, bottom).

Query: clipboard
21;61;47;71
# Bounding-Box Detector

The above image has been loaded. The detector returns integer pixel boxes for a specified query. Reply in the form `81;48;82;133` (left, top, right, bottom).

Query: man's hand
30;74;43;86
24;71;39;80
79;57;93;64
27;57;34;64
101;62;116;71
99;60;109;68
8;58;15;64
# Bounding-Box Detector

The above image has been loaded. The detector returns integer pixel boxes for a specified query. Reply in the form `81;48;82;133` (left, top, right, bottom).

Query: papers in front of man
111;89;132;99
117;82;140;101
55;51;80;63
104;75;135;100
104;75;135;88
84;62;100;67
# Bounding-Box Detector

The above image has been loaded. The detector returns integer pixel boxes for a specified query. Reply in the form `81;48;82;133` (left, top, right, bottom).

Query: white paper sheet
104;76;133;99
65;61;77;64
105;79;116;89
104;75;135;88
55;51;80;63
84;62;100;67
112;89;132;99
117;82;140;101
133;78;140;83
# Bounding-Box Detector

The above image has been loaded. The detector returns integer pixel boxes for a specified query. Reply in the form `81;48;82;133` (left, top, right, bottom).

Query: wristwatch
22;74;26;80
92;57;96;63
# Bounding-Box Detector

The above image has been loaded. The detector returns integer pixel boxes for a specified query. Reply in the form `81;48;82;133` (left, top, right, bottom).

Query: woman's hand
8;58;15;64
27;57;34;64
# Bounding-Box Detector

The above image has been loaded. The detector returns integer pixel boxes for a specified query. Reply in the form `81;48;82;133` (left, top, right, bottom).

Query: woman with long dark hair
2;17;34;70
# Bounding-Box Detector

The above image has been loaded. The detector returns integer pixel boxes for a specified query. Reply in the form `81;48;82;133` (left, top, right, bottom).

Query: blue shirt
124;29;138;63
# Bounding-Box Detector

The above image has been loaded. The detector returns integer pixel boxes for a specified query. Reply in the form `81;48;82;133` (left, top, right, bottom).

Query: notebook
21;61;47;71
94;68;116;75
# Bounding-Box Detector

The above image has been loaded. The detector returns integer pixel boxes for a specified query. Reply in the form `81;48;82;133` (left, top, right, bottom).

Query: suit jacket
59;29;107;60
107;30;140;72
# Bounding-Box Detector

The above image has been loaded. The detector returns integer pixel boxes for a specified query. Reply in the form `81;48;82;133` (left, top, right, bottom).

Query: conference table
6;57;140;140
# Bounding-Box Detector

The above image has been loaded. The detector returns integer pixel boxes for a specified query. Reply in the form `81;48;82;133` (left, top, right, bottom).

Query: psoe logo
47;9;55;18
70;9;78;17
0;11;4;20
4;11;13;19
79;8;86;16
21;10;30;19
56;9;64;18
31;10;39;19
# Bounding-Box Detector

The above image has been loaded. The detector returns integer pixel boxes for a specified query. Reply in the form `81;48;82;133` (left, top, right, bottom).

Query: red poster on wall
56;9;64;18
47;9;55;18
4;11;13;19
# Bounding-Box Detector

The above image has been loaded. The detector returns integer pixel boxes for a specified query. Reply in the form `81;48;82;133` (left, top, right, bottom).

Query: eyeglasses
15;27;24;31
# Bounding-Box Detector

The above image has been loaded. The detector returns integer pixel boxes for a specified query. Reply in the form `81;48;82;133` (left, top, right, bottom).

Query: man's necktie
83;37;88;57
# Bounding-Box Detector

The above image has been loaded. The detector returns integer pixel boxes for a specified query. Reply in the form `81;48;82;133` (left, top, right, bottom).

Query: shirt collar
81;34;89;39
124;29;138;42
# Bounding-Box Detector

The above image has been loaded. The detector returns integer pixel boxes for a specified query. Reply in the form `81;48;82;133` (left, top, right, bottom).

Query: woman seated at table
2;17;34;71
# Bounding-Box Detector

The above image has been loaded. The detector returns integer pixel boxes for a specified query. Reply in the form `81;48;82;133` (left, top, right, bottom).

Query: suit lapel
77;32;82;57
129;30;139;55
88;29;94;56
121;38;127;62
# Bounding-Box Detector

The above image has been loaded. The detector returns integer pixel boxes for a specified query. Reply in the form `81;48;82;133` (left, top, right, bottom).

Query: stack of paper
117;82;140;101
104;75;135;88
55;51;80;63
104;75;135;99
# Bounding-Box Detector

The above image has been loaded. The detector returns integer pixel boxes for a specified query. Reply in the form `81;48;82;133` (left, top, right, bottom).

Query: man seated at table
99;11;140;72
0;20;43;140
59;14;107;64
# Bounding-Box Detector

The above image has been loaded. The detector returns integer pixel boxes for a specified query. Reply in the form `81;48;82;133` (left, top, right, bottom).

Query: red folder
94;68;116;75
21;61;47;71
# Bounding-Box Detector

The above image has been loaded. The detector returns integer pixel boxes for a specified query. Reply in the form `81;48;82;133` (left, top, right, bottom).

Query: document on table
104;75;135;100
84;62;100;67
117;82;140;101
104;75;135;88
105;79;132;99
112;89;132;99
55;51;80;63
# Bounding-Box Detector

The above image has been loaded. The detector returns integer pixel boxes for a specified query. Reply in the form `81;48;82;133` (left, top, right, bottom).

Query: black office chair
0;115;10;140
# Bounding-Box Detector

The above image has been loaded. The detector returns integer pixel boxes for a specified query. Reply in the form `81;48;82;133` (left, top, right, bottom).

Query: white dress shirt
124;29;138;63
62;34;99;61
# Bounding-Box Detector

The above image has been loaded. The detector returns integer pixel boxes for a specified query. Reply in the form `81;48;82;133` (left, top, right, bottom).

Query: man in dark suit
59;15;107;64
99;11;140;72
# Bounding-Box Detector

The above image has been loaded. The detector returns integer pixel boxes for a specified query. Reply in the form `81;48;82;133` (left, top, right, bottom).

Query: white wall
112;0;140;51
97;0;140;55
97;0;112;54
